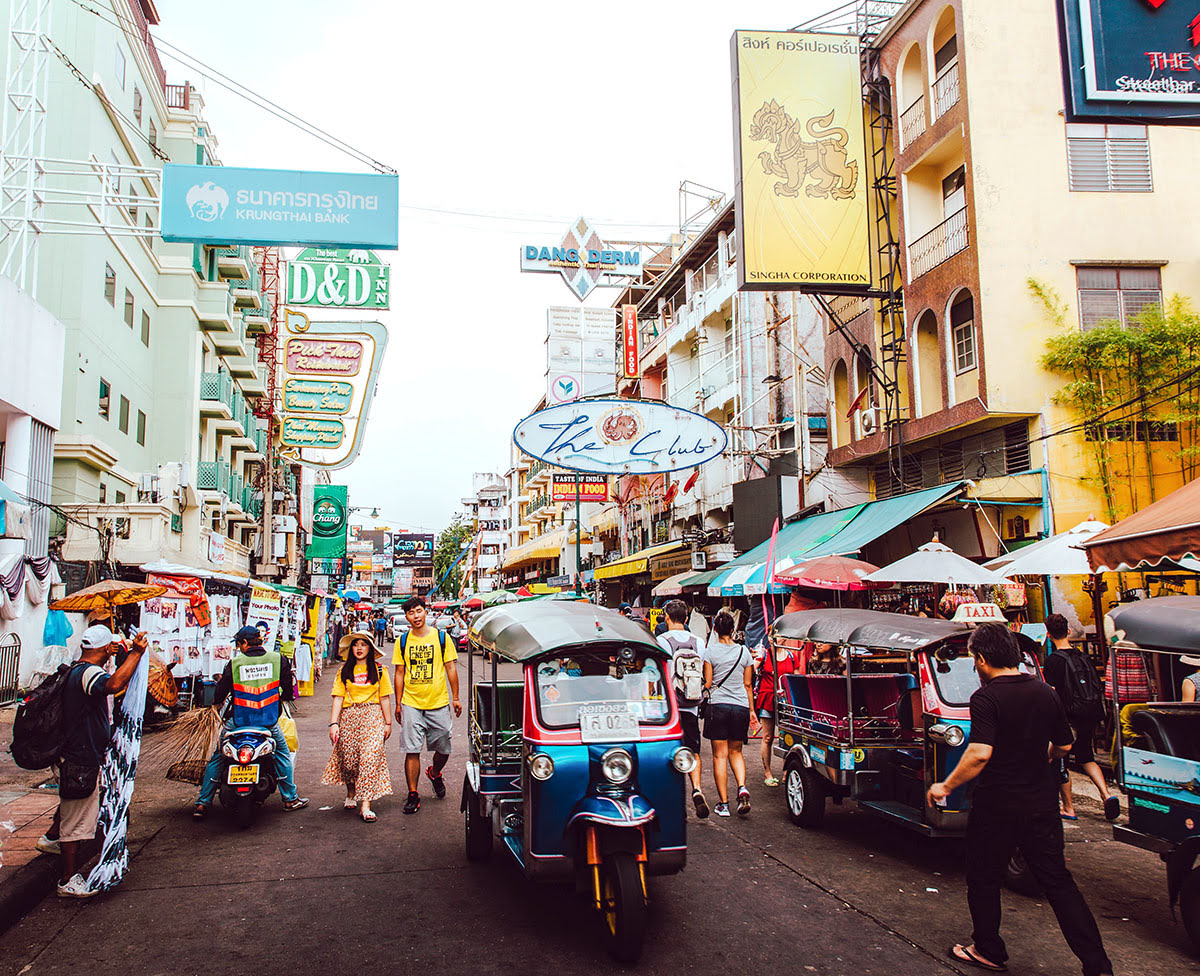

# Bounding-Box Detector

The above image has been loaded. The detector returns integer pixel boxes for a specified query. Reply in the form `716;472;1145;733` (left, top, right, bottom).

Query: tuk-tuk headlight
929;723;966;748
600;748;633;784
528;753;555;781
671;747;697;774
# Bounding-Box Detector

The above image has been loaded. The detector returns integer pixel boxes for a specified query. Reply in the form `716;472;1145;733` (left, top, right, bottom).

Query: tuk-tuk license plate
227;765;259;785
579;703;640;743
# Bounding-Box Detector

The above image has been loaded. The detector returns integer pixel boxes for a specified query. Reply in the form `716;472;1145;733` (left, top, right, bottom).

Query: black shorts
680;710;701;753
1068;721;1097;767
704;703;750;743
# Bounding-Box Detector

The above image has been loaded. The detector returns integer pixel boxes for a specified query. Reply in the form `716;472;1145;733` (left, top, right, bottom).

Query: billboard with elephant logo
730;31;871;293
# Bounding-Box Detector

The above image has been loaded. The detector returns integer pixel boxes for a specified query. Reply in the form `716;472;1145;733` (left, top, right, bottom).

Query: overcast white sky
156;0;833;533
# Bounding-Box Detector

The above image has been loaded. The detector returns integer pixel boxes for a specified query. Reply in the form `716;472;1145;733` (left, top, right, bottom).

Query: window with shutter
951;292;976;373
1076;266;1161;330
1066;123;1151;192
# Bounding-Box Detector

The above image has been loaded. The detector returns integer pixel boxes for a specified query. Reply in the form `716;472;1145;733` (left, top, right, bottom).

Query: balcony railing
932;61;960;121
196;460;230;495
200;370;233;408
908;207;969;279
164;84;190;111
127;0;167;93
899;98;926;150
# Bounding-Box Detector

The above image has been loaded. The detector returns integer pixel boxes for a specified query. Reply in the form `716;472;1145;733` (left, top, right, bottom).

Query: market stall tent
864;539;1005;586
1082;477;1200;572
985;519;1110;578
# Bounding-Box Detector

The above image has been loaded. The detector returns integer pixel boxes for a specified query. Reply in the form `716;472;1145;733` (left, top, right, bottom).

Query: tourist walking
1041;614;1119;822
657;598;709;818
393;596;460;814
927;623;1114;976
756;634;802;787
322;631;393;822
702;610;754;818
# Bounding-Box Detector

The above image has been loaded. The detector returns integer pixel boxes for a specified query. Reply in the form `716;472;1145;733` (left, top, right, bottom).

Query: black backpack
1059;649;1104;722
9;663;83;770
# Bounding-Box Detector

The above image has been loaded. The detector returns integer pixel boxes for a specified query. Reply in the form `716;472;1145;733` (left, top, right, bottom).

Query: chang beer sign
286;247;390;309
307;485;348;559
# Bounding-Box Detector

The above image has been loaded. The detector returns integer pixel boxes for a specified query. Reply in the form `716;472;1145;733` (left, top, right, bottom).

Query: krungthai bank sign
520;216;641;300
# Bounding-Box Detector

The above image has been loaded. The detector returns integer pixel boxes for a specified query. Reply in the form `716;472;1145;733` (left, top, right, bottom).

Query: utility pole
574;472;582;596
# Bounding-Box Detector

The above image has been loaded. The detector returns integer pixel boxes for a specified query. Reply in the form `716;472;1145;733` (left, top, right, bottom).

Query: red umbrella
463;597;484;610
515;586;533;597
773;554;884;592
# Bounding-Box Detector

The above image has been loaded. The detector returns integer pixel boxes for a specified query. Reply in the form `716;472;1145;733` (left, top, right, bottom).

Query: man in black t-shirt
927;623;1113;976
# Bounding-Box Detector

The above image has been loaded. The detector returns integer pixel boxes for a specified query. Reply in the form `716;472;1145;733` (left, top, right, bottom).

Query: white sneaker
56;874;97;899
36;834;61;855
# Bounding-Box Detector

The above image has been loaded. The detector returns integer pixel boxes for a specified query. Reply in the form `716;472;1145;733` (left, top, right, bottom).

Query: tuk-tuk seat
779;674;916;743
1130;706;1200;763
472;681;524;760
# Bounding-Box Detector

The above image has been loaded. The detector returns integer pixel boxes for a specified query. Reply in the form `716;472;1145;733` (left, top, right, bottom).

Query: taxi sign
951;602;1006;625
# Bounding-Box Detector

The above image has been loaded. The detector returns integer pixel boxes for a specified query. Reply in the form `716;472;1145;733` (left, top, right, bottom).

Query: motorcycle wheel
784;759;826;827
234;795;257;829
1179;866;1200;955
601;851;646;964
1003;850;1041;896
463;779;493;862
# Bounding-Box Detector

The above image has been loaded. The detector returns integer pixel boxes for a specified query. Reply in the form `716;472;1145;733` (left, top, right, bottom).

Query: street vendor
192;625;309;819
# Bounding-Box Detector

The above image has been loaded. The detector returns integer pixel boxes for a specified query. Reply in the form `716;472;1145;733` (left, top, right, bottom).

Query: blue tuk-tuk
462;601;695;963
1107;596;1200;952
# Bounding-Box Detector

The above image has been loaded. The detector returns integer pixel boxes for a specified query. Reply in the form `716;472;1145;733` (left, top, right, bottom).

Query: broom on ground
140;707;222;785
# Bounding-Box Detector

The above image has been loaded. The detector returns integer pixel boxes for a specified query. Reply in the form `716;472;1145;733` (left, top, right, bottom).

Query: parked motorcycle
216;725;278;827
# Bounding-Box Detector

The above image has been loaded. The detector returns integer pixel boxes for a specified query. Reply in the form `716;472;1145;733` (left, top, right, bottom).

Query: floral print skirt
321;703;393;802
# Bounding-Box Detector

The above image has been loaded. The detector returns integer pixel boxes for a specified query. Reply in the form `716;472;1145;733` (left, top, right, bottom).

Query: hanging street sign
161;164;398;249
513;398;728;476
282;378;353;415
286;247;391;309
621;304;640;379
281;416;345;448
520;217;641;300
551;473;610;503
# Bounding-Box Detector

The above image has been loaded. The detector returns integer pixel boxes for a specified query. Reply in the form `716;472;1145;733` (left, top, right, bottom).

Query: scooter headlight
528;753;555;781
600;748;633;785
671;747;697;774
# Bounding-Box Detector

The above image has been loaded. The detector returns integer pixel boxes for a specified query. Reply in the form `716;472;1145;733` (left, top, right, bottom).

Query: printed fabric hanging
85;654;149;894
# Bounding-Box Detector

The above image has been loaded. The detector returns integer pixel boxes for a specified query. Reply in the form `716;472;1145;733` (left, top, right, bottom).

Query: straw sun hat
338;630;384;660
1181;654;1200;667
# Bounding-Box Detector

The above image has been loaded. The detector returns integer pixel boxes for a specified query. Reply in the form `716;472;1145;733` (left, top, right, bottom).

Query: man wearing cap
53;624;147;898
193;625;309;818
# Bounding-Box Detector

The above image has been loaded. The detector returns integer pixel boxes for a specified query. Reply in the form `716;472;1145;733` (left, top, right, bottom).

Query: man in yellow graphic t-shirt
393;595;460;815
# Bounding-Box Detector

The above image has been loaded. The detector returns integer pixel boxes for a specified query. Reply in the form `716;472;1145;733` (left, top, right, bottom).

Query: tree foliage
433;516;474;598
1036;281;1200;521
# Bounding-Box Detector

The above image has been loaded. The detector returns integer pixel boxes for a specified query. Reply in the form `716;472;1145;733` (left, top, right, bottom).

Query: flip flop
361;810;377;823
948;944;1007;972
343;799;358;810
1104;796;1120;821
1060;813;1078;821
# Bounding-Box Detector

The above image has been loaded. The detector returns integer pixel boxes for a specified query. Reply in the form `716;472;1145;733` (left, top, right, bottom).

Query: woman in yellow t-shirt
321;631;393;822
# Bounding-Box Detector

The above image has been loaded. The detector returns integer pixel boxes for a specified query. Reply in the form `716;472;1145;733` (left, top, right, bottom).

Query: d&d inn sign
513;399;727;476
286;247;390;309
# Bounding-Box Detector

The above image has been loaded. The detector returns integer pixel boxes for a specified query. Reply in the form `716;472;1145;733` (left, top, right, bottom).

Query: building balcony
932;62;960;122
230;268;263;309
197;281;235;333
234;360;268;398
907;208;969;280
199;371;234;419
899;98;927;151
213;316;247;356
215;245;252;280
244;302;271;335
196;459;231;497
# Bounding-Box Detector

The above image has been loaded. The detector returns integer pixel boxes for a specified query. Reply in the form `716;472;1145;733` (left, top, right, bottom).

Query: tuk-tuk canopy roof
469;601;662;663
771;608;970;651
1107;596;1200;653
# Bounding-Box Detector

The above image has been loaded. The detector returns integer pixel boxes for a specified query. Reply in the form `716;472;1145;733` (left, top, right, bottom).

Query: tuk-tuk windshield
534;650;670;729
927;646;1040;707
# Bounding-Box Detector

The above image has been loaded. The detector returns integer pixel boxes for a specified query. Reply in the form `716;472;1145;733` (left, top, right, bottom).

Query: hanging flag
85;653;149;893
683;468;700;494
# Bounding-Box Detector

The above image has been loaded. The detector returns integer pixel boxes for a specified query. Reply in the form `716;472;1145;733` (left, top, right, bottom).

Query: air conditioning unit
858;407;880;436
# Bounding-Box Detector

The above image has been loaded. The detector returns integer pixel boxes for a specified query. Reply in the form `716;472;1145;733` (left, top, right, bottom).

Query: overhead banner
551;473;610;503
513;398;728;476
392;532;435;567
306;485;348;559
521;217;641;300
160;164;399;249
286;247;391;309
731;31;870;293
1059;0;1200;122
278;311;388;469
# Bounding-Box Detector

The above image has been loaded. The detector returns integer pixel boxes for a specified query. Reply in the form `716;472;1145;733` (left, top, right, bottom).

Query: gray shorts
400;703;453;756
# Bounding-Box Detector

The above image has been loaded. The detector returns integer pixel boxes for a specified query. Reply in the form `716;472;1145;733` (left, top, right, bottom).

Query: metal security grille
1066;124;1152;192
0;632;20;706
27;418;53;557
1077;266;1162;330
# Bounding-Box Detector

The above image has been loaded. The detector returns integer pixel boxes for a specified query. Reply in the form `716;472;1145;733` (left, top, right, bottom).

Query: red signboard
622;304;640;379
551;473;609;503
284;338;364;375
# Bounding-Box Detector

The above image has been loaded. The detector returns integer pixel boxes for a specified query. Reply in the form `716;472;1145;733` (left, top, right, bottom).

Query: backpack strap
400;629;447;666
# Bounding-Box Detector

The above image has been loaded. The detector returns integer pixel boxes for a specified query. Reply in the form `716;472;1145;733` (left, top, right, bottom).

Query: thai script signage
281;416;345;448
521;216;641;300
551;473;610;503
1060;0;1200;121
286;247;391;309
621;305;640;379
513;398;728;476
392;532;435;568
282;378;353;415
285;338;364;375
731;31;871;293
160;164;398;249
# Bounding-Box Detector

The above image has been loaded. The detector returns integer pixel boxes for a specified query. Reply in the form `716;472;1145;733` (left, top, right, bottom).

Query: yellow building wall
959;0;1199;534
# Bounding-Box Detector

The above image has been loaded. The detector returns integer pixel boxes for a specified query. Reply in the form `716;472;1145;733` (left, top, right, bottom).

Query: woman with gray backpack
657;599;709;819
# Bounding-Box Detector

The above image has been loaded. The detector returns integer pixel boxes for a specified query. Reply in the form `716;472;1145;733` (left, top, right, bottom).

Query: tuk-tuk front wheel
784;760;826;827
1180;865;1200;953
601;851;647;964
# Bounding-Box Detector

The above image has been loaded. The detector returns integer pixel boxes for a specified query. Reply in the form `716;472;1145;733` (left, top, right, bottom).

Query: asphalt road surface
2;655;1197;976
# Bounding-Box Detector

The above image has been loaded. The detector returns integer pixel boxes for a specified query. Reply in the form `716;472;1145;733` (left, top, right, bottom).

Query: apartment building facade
459;471;509;593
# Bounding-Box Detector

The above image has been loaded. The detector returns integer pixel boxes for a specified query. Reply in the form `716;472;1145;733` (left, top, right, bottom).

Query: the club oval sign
513;399;727;475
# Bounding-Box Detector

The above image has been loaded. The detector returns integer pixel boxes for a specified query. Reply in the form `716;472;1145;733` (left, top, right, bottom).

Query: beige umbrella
50;579;167;613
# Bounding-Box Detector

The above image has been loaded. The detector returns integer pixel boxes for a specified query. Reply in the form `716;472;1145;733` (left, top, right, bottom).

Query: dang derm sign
513;399;727;476
161;165;399;249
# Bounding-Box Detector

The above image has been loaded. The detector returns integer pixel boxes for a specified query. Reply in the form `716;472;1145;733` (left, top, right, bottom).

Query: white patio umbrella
864;539;1005;586
985;519;1110;578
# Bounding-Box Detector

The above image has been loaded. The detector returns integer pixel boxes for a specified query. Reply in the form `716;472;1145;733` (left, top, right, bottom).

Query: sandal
763;775;780;787
948;944;1007;972
343;799;358;810
361;809;377;823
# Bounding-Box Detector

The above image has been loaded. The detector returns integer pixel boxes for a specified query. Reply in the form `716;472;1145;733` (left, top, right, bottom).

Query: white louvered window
1066;124;1151;192
1077;266;1162;330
